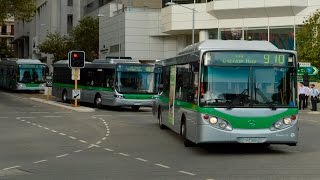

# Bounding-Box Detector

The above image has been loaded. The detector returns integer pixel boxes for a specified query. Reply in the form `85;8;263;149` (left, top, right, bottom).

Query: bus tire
95;94;103;109
181;120;193;147
62;90;68;103
131;105;140;111
158;109;165;129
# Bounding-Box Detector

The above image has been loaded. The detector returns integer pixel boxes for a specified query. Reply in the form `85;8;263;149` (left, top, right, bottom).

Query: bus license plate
237;137;266;143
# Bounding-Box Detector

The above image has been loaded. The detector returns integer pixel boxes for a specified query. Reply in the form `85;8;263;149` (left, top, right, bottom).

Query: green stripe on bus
52;83;113;92
25;83;42;87
159;98;298;129
123;94;153;99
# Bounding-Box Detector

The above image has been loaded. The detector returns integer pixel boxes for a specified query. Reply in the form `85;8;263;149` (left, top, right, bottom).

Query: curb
29;97;95;112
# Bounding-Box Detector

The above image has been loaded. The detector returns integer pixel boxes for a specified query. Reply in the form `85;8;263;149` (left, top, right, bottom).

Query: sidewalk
29;97;95;113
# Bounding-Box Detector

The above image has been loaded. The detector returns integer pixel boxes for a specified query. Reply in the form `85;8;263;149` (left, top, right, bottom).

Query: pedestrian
298;82;307;110
309;84;319;111
305;85;310;108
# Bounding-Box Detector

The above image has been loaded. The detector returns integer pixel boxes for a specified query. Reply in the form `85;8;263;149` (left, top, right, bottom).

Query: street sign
298;62;311;67
71;68;80;80
298;66;319;76
72;89;81;100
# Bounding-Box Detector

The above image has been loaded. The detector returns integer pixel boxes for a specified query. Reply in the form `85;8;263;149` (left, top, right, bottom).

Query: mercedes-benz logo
248;120;256;127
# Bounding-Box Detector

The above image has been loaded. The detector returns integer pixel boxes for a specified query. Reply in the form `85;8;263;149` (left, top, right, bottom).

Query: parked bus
152;40;299;147
0;58;47;91
52;58;161;110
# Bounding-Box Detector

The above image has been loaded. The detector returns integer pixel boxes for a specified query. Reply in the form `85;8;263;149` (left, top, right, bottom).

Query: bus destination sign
205;52;292;66
117;65;154;72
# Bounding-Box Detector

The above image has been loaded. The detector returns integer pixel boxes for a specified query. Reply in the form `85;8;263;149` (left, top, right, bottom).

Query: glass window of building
244;27;268;41
270;26;294;50
67;0;73;6
220;28;243;40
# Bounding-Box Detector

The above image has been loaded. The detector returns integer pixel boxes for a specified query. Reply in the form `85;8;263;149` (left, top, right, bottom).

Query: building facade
13;0;82;72
95;0;320;60
0;17;15;48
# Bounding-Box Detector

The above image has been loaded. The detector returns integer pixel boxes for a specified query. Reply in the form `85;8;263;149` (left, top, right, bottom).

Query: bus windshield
200;52;296;108
18;65;46;83
115;71;155;94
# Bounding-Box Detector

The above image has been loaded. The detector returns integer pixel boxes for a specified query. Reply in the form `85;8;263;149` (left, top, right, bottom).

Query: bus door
168;66;176;127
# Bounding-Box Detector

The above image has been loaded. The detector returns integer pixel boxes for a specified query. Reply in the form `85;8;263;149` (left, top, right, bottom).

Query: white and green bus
0;59;47;91
52;58;161;110
152;40;299;147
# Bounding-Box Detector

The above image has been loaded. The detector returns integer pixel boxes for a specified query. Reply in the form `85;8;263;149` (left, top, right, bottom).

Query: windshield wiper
255;88;276;110
226;89;249;110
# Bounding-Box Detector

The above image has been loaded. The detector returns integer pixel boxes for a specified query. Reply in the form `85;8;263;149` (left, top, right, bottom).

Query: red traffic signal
68;51;85;68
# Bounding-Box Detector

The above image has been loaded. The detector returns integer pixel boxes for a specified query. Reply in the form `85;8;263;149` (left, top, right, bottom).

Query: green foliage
38;32;74;63
0;0;36;23
0;42;14;58
70;16;99;61
296;9;320;68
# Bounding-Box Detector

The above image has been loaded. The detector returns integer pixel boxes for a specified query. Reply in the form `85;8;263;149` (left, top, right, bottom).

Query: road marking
96;141;101;144
79;140;87;143
93;115;112;117
54;112;72;114
56;154;69;158
155;164;170;169
118;153;130;157
17;117;36;119
59;133;66;136
69;136;76;140
30;112;49;114
44;127;50;130
104;148;114;152
26;121;31;124
178;171;196;176
102;137;107;140
37;125;42;128
135;158;148;162
105;134;109;136
33;160;47;164
43;116;62;118
20;120;26;122
2;166;21;170
74;150;83;153
89;144;100;148
51;130;58;133
32;123;37;126
308;120;318;123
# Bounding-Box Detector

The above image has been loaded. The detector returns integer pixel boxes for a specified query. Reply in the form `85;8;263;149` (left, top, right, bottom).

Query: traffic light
69;51;85;68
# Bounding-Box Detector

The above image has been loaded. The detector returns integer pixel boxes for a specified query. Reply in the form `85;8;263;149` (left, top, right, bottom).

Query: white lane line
59;133;66;136
51;130;58;133
37;125;42;128
32;123;37;126
104;148;114;152
26;121;31;124
44;127;50;130
17;117;36;119
135;158;148;162
93;115;112;117
107;131;110;133
54;112;72;114
178;171;196;176
69;136;76;140
96;141;101;144
102;137;107;140
105;134;109;136
118;153;130;157
20;120;26;122
0;117;8;119
2;166;21;170
30;112;49;114
43;116;62;118
308;120;318;123
56;154;69;158
155;164;170;169
79;140;87;143
74;149;83;153
33;160;47;164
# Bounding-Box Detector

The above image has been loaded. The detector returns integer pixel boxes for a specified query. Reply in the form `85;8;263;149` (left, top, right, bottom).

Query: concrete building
0;17;15;48
12;0;82;72
94;0;320;60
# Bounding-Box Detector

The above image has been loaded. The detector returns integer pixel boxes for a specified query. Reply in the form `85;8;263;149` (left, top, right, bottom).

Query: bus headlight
202;114;232;131
114;94;123;99
270;115;297;131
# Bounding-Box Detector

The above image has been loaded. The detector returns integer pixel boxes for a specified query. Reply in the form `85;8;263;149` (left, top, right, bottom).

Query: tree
0;0;36;23
0;42;14;58
38;32;74;63
296;10;320;68
70;16;99;61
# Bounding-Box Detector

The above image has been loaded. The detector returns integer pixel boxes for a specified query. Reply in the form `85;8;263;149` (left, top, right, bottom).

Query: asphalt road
1;90;320;180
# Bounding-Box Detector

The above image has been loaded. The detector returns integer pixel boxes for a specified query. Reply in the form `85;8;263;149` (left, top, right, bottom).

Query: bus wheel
131;105;140;111
158;110;165;129
95;95;103;109
62;90;68;103
181;121;193;147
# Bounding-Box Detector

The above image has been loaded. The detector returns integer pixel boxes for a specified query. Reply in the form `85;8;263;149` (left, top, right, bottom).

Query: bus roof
0;58;45;65
178;40;280;55
92;59;140;64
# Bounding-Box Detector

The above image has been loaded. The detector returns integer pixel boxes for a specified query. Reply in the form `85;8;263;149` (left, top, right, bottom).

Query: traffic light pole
74;68;79;107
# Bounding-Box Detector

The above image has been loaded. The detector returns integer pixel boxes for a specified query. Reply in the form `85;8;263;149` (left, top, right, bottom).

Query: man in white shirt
309;84;319;111
304;85;310;109
298;82;306;110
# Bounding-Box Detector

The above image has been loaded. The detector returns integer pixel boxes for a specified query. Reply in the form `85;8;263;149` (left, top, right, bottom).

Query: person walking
298;82;307;110
305;85;310;109
309;84;319;111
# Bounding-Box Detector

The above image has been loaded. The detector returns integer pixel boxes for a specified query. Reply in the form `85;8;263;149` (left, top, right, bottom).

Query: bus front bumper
197;124;298;145
114;98;153;107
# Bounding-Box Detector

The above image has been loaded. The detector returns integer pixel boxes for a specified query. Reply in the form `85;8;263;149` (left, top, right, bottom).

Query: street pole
74;68;78;107
192;0;195;45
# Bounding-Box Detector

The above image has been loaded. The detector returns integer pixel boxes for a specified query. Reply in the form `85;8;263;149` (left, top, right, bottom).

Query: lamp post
165;1;196;44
